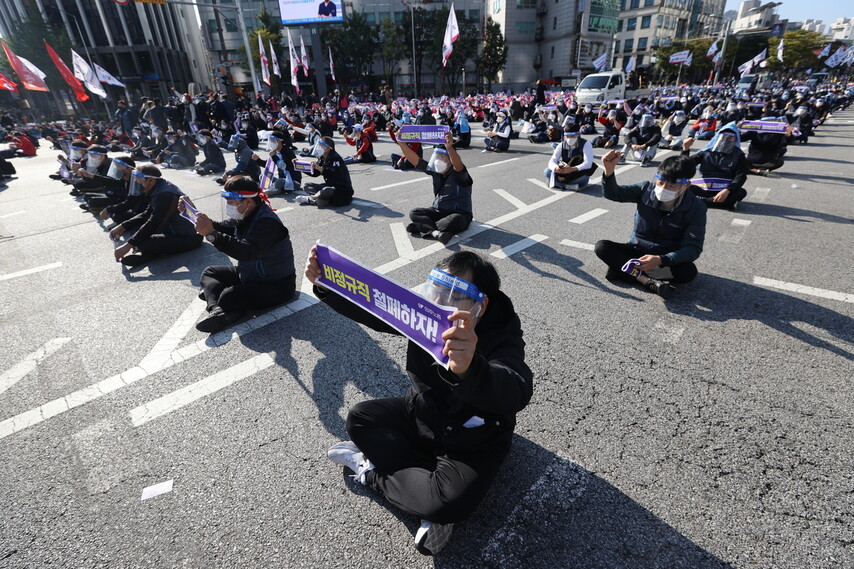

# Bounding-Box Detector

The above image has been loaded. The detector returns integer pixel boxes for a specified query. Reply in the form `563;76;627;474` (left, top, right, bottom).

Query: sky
724;0;849;30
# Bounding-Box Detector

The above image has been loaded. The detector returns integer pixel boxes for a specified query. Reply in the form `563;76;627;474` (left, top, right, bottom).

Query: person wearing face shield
342;124;377;164
109;164;202;267
687;107;717;140
50;140;89;183
682;124;748;210
657;110;689;150
619;114;661;166
307;248;532;556
784;105;813;144
595;151;706;299
452;111;471;149
79;155;136;215
594;109;624;148
193;129;226;175
396;131;473;244
155;130;198;169
292;122;322;157
128;127;152;160
578;104;598;135
388;123;423;171
296;136;354;207
544;127;597;190
739;112;792;176
483;111;512;153
251;129;301;193
716;102;741;128
187;176;296;333
142;127;167;161
69;145;113;196
217;134;261;186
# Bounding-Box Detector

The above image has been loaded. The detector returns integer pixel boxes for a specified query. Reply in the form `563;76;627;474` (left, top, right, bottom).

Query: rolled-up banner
260;157;276;190
606;99;625;105
293;159;314;173
314;243;456;367
538;104;556;111
397;124;450;144
690;177;732;191
178;196;200;224
739;120;788;134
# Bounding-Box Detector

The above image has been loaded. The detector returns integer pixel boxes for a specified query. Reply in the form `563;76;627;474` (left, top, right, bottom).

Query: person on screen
318;0;336;17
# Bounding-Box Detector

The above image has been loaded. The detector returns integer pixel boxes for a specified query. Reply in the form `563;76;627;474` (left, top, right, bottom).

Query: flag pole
677;61;683;85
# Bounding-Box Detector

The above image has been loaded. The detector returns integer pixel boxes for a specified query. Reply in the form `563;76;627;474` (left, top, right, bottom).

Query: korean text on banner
397;125;450;144
739;120;788;134
314;244;456;367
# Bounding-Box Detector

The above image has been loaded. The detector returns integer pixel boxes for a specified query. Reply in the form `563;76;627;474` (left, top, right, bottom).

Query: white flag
442;3;460;67
819;44;830;58
18;56;47;80
286;28;300;95
329;46;336;82
752;48;767;65
592;52;608;71
706;40;719;58
826;46;847;67
258;33;271;86
776;39;784;62
269;40;281;77
739;60;753;78
93;63;125;87
669;50;690;64
71;50;107;98
300;35;310;77
712;50;722;64
625;55;635;74
684;52;693;67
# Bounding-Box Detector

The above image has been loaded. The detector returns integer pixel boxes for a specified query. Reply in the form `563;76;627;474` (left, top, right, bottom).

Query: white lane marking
137;300;208;375
653;317;685;344
719;218;752;244
569;208;609;224
351;198;383;209
0;293;319;441
491;235;549;259
141;480;174;501
753;277;854;304
526;178;562;194
369;177;427;191
476;157;520;168
130;353;274;427
278;207;295;212
0;210;26;219
390;222;416;259
559;239;595;251
0;338;71;396
493;189;527;210
0;262;63;283
752;187;771;203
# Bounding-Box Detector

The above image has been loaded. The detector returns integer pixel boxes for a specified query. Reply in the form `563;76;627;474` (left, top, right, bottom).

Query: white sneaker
414;519;454;556
295;195;314;205
327;441;374;484
565;183;580;190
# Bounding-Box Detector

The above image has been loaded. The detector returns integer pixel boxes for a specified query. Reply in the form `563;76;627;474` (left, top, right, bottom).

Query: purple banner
315;243;455;367
178;196;199;225
740;120;788;134
398;124;450;144
260;157;276;190
293;159;314;173
690;177;732;191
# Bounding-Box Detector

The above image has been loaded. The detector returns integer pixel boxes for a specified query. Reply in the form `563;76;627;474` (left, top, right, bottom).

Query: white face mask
87;154;104;169
653;185;680;202
266;137;279;152
564;136;579;147
673;115;685;125
225;203;245;221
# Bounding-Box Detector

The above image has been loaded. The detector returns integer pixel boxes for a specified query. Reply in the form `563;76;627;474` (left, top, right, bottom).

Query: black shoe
644;278;675;299
406;222;433;236
195;306;245;333
120;254;154;268
69;189;81;196
49;174;62;180
79;204;90;211
435;231;454;245
605;268;623;282
198;289;206;301
415;520;454;556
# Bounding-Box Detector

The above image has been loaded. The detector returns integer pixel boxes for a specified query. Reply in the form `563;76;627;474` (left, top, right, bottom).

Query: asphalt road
0;113;852;569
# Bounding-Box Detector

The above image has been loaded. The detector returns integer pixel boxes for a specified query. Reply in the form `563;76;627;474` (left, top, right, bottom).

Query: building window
469;9;480;20
517;0;536;7
587;0;620;35
637;54;645;65
515;21;536;34
641;15;650;28
553;16;557;30
645;0;654;5
366;13;376;25
630;0;639;7
493;0;502;13
614;40;621;52
394;11;404;24
550;45;555;57
626;17;636;30
208;19;218;33
656;15;663;27
637;37;647;50
624;38;633;51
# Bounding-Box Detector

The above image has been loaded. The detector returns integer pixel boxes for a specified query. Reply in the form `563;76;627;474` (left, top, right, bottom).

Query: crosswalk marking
491;235;549;259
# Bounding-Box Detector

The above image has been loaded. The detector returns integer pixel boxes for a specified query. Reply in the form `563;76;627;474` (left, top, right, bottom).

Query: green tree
766;29;828;72
321;11;377;91
377;17;405;90
424;9;478;94
479;17;507;92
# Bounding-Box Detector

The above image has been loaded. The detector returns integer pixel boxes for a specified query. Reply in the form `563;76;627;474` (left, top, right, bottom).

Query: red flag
0;70;17;93
1;43;48;91
44;40;89;101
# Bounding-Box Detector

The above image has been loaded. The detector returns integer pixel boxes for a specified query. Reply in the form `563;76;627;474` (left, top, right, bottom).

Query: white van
736;73;771;93
574;71;650;105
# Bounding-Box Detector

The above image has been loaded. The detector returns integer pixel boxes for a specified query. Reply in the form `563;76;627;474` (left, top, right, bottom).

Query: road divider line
559;239;595;251
390;222;416;259
0;338;71;397
477;157;520;168
130;353;274;427
569;208;609;224
0;210;26;219
719;218;753;244
141;479;173;501
526;178;561;194
491;235;549;259
369;177;427;191
0;262;63;283
752;187;771;203
753;277;854;304
493;189;528;210
137;300;208;375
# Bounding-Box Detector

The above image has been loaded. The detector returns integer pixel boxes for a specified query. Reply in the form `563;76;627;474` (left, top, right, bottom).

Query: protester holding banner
739;115;792;176
595;151;706;299
396;131;473;245
682;124;748;210
307;247;533;556
185;176;296;333
254;129;301;193
388;124;423;171
296;136;354;207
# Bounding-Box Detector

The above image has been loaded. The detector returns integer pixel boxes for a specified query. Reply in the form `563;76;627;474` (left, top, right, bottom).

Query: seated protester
217;134;261;185
189;176;297;333
193;129;227;175
362;115;379;142
682;124;748;210
109;164;203;267
70;145;112;196
415;103;437;125
658;110;689;150
80;155;136;214
577;104;598;135
106;128;134;152
482;110;512;153
740;116;792;176
342;124;376;164
257;129;301;193
786;105;813;145
336;110;355;134
128;127;152;160
295;137;353;207
619;114;661;166
524;114;549;143
238;116;259;150
388;124;423;171
595;151;705;299
715;102;741;130
452;111;471;149
395;130;473;245
528;110;561;144
156;130;198;169
142;127;167;161
687;107;717;140
544;127;598;190
593;109;624;148
0;131;37;158
294;122;322;157
98;175;149;226
310;249;532;557
49;140;87;182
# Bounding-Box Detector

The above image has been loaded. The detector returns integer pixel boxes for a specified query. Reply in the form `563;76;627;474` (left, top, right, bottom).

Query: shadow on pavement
736;202;854;225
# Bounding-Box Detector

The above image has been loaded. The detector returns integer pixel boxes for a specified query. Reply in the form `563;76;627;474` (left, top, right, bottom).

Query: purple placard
179;196;200;225
260;157;276;190
315;243;455;367
690;177;732;191
397;124;450;144
294;160;314;173
739;120;788;134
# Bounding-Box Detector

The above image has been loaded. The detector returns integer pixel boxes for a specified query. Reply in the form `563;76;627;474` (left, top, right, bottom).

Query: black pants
135;233;203;258
747;158;784;171
594;240;698;283
83;192;123;209
348;397;506;525
303;182;352;207
200;266;296;312
484;136;509;152
689;185;747;209
409;207;472;235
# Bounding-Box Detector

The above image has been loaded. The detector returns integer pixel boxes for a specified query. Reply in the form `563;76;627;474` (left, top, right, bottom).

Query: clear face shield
672;111;686;125
639;114;655;129
426;147;451;174
220;190;257;221
312;139;329;158
227;134;242;150
86;150;106;172
419;268;486;320
651;172;690;203
266;136;281;152
562;131;580;149
710;132;737;154
69;147;85;161
107;158;131;180
129;170;153;196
